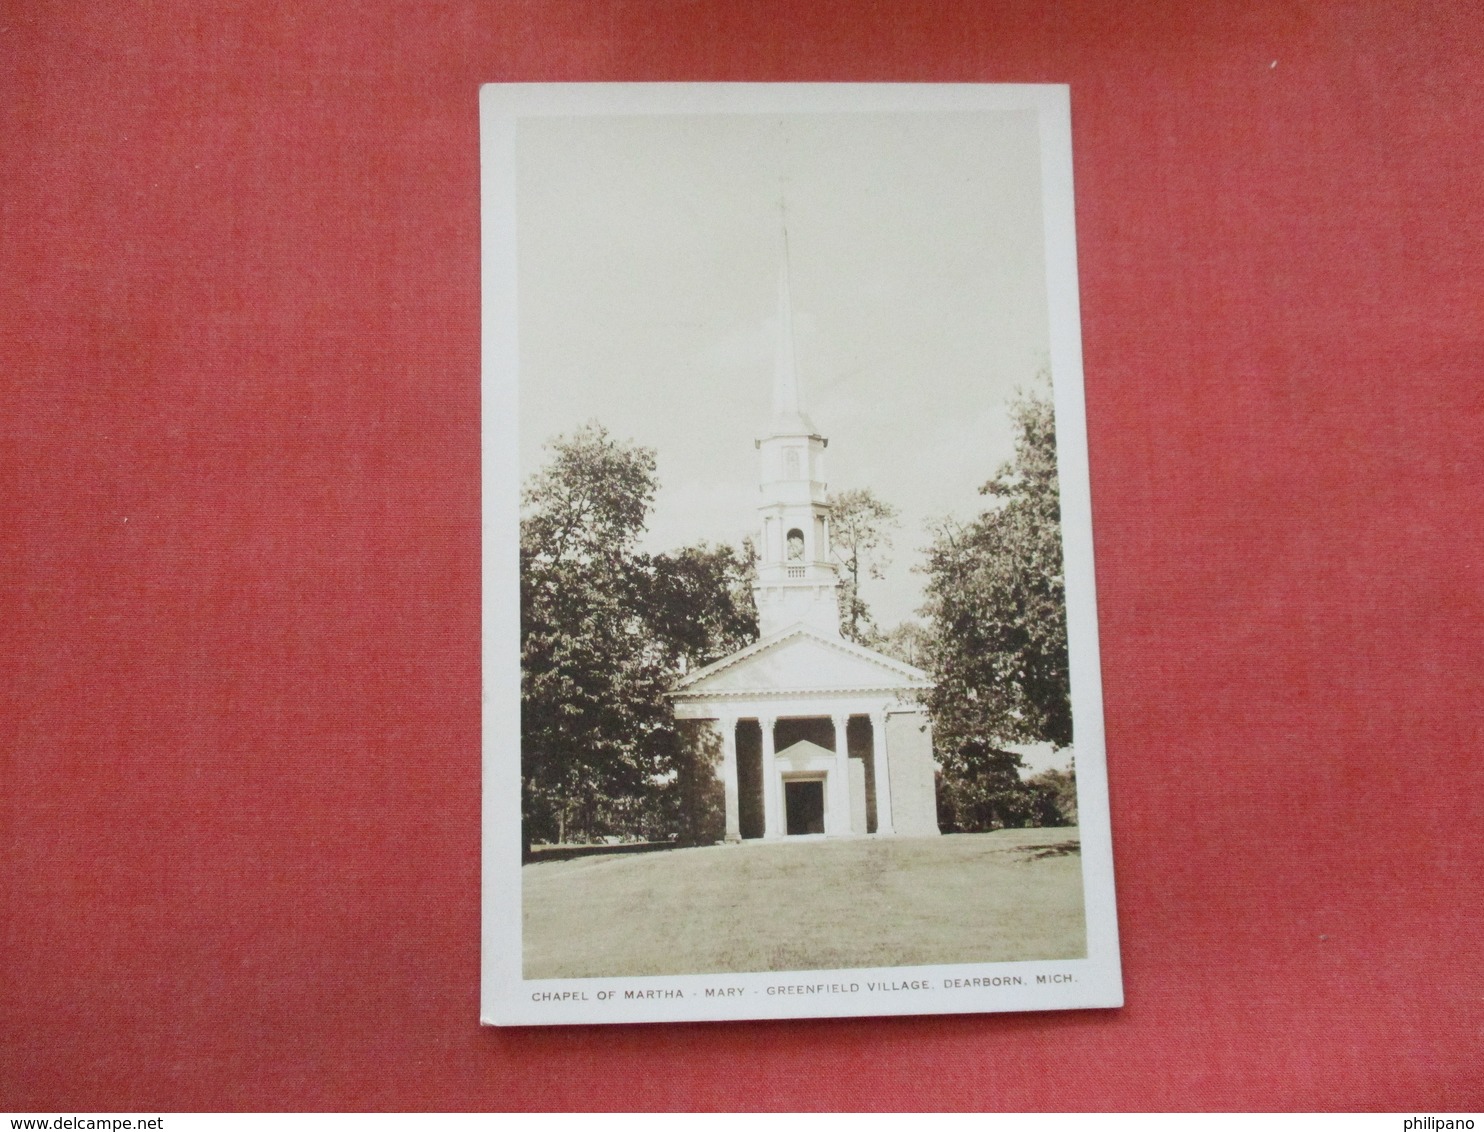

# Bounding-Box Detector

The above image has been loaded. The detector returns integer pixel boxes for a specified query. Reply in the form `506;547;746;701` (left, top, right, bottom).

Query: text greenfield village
528;972;1081;1004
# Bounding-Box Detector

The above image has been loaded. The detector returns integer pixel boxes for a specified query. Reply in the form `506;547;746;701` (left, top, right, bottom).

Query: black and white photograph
481;84;1120;1025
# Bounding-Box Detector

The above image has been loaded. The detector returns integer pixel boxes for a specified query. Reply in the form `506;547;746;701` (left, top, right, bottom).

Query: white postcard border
481;82;1121;1026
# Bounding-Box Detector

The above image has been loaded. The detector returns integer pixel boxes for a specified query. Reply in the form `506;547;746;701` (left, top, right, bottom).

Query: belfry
669;259;942;841
753;257;841;638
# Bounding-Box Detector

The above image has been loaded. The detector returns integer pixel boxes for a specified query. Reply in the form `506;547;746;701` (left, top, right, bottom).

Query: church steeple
770;248;817;438
753;252;840;638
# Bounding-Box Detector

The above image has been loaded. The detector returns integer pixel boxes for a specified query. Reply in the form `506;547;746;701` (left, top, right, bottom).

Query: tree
521;421;658;574
520;423;667;845
520;423;759;846
1025;766;1077;826
828;487;899;644
922;389;1070;753
875;620;932;668
935;741;1037;833
920;389;1071;830
640;539;758;675
635;540;758;845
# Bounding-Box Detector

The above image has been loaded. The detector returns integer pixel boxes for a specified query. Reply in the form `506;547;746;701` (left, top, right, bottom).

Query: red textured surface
2;0;1481;1112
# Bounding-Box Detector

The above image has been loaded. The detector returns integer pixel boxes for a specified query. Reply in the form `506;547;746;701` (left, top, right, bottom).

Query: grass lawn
522;826;1085;978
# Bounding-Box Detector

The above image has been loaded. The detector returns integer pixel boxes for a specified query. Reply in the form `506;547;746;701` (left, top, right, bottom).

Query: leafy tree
922;389;1070;752
521;422;657;573
921;389;1071;831
637;720;727;846
1025;766;1077;826
935;741;1036;833
828;487;899;644
641;539;758;675
635;542;757;844
936;750;1078;833
520;423;667;845
520;422;758;846
875;620;932;669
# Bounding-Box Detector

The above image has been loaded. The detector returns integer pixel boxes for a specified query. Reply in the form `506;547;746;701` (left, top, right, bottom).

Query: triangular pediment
671;624;931;698
776;740;837;771
779;739;832;760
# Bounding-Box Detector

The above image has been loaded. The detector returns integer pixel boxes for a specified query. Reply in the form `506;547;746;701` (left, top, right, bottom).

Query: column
870;709;894;835
719;717;740;843
829;714;851;835
760;716;781;839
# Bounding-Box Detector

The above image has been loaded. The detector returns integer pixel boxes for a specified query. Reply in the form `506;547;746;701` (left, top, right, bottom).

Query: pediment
776;740;836;771
779;739;832;759
671;624;930;698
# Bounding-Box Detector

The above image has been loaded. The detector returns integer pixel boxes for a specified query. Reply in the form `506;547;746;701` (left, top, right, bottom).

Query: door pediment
776;739;836;773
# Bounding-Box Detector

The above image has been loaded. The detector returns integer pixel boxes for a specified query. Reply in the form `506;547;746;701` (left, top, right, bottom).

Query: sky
516;110;1052;628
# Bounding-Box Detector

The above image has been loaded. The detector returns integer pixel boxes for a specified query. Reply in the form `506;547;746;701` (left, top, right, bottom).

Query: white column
719;717;740;843
829;714;851;835
870;709;894;835
760;716;781;839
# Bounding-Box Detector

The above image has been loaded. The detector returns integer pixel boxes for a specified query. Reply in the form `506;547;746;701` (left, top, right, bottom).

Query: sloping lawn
523;827;1085;978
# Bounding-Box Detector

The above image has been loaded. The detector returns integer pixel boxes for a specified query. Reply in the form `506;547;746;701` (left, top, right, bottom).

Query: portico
717;710;889;840
671;625;941;840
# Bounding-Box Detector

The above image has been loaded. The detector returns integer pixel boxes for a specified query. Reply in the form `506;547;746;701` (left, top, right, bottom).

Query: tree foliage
642;539;759;675
828;487;899;644
937;754;1075;833
875;620;932;669
922;390;1070;752
520;424;664;845
920;389;1072;831
934;742;1036;833
1025;766;1077;827
520;423;758;846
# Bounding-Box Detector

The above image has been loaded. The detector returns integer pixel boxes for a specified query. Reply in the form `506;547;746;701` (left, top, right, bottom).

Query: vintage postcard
481;83;1120;1025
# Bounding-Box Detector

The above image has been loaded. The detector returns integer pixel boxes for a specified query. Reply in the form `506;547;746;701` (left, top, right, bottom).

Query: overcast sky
516;110;1051;628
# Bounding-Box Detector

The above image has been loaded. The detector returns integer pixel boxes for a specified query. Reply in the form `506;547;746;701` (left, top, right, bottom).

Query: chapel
669;263;941;841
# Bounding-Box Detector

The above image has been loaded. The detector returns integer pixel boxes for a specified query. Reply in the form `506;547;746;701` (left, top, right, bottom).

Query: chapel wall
886;710;942;836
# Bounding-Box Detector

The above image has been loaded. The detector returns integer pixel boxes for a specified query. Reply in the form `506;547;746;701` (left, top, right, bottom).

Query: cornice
671;622;932;693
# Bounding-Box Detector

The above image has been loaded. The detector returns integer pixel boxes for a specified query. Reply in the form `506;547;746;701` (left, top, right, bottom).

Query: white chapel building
669;265;941;842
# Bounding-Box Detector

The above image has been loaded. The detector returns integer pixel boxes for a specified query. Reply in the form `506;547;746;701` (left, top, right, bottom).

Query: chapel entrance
784;779;825;836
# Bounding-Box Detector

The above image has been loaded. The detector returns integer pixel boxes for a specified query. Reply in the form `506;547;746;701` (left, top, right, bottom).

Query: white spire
770;226;816;436
753;226;838;637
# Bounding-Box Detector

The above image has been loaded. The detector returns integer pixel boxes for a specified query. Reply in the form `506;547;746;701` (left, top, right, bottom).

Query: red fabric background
2;0;1480;1112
